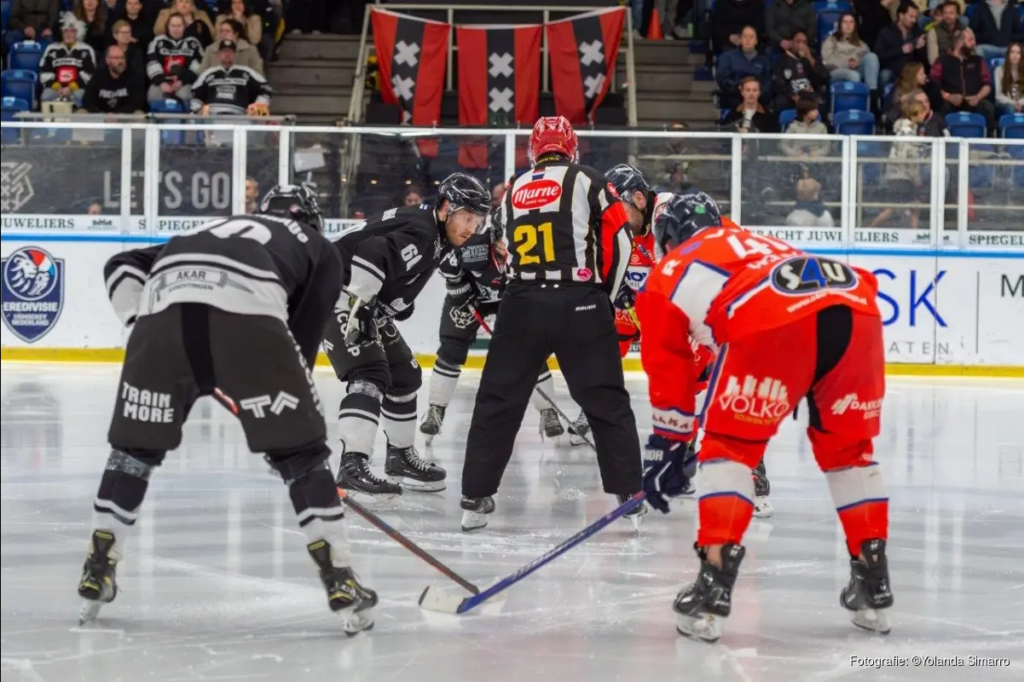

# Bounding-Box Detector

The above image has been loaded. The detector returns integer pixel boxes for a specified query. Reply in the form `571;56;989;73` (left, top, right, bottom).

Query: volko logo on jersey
511;179;562;210
717;375;791;426
1;246;65;343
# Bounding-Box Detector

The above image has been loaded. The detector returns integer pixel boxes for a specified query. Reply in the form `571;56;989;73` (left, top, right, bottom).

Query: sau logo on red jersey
511;179;562;210
771;256;857;295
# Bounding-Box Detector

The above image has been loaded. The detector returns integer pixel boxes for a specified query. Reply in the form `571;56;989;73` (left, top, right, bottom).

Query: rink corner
1;348;1023;378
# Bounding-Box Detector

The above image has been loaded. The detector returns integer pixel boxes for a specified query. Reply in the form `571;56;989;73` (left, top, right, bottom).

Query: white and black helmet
437;173;490;216
260;184;325;234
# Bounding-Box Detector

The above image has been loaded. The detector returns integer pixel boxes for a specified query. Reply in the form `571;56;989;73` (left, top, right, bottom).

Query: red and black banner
546;7;625;124
371;8;450;129
456;23;541;167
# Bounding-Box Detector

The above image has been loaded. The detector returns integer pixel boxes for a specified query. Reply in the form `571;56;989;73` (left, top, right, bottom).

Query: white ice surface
1;363;1023;682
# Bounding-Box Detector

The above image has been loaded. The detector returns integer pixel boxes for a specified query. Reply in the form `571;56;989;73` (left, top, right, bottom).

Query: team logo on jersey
1;246;65;343
511;179;562;210
770;256;857;296
576;267;593;282
623;266;649;291
831;393;882;419
717;375;791;426
449;304;476;329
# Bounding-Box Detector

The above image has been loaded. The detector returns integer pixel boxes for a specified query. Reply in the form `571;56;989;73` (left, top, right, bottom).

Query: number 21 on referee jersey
513;222;555;265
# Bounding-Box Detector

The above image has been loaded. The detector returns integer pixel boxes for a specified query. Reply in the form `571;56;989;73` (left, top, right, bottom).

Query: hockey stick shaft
472;309;598;451
337;488;480;594
454;492;645;614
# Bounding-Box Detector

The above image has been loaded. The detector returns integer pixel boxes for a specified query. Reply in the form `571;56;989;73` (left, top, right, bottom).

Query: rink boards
0;235;1022;375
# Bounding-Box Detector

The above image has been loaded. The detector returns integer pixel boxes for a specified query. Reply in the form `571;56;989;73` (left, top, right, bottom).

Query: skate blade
676;612;722;643
388;476;446;493
340;606;375;636
568;435;589;447
341;487;402;503
851;607;891;635
461;509;489;533
753;497;774;518
79;598;103;625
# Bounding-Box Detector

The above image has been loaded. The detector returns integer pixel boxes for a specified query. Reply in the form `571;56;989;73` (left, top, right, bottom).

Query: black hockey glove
339;291;379;346
446;279;478;310
642;434;697;514
394;303;415;322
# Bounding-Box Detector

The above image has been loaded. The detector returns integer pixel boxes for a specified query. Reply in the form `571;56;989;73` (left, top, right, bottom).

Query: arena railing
0;122;1021;251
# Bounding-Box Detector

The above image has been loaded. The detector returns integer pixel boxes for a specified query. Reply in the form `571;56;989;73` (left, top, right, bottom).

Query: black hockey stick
471;309;598;451
337;488;480;595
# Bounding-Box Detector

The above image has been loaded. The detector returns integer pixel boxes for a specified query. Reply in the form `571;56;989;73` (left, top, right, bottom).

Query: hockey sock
530;370;556;412
90;449;160;558
428;358;461;407
695;458;755;547
382;392;417;449
338;380;383;456
288;462;351;567
825;463;889;556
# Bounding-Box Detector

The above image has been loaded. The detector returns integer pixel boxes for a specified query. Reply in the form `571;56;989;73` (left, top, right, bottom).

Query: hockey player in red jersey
635;193;892;642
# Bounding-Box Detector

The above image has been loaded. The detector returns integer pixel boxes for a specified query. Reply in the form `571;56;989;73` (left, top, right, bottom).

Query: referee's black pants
462;283;642;498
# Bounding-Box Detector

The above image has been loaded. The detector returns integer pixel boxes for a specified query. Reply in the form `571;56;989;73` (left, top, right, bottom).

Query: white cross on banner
489;87;513;113
489;52;513;79
392;74;415;102
579;40;605;67
583;73;606;100
394;40;420;67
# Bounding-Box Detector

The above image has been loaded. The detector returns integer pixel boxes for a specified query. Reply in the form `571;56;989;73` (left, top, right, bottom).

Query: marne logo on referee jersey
511;179;561;210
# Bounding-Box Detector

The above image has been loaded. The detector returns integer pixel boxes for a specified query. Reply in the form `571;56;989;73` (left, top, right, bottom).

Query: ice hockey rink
1;363;1021;682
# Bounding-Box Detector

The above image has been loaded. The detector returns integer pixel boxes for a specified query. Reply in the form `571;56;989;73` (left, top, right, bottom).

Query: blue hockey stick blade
418;492;645;615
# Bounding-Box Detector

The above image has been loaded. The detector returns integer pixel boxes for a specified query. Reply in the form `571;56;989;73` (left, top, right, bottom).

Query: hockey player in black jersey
325;173;491;498
78;186;377;634
420;218;565;444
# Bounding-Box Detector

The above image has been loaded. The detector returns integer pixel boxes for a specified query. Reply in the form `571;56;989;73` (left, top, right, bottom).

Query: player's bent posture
326;174;490;498
421;225;564;443
460;116;644;532
636;194;892;642
80;186;378;634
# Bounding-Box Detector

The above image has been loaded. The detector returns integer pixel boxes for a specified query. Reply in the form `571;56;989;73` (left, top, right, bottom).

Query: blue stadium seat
965;3;980;20
988;57;1005;76
1000;113;1024;139
814;0;851;11
8;41;44;73
0;69;37;107
945;112;987;138
779;108;798;129
818;9;846;43
1;94;27;144
2;2;12;33
150;98;188;145
830;80;869;121
834;110;875;136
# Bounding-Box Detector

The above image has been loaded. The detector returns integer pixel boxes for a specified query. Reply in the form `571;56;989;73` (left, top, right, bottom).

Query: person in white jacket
994;42;1022;118
822;12;881;94
786;177;835;227
871;99;929;229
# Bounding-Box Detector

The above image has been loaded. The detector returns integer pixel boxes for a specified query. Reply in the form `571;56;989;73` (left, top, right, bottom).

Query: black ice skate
538;407;565;439
841;538;894;635
307;539;377;635
673;543;746;643
618;493;648;535
752;458;773;518
78;530;120;624
385;444;447;492
460;495;495;532
337;451;402;499
419;404;446;445
567;412;591;447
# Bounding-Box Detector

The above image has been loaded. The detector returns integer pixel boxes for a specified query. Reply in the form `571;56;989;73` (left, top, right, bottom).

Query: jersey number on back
725;234;791;258
206;219;273;244
513;222;555;265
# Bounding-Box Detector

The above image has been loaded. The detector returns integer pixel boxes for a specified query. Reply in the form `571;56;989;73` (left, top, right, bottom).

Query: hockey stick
471;309;598;451
419;492;645;614
336;488;480;595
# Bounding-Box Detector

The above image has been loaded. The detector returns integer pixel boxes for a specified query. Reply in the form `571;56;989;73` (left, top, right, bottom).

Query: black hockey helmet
437;173;491;217
260;184;325;234
653;191;722;258
605;164;650;206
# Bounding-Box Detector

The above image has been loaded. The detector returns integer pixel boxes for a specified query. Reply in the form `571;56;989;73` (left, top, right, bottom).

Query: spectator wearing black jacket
4;0;60;60
722;77;778;132
74;0;110;57
716;26;773;109
766;0;818;53
971;0;1024;60
110;19;145;74
771;30;829;114
875;3;927;85
854;0;898;50
707;0;765;67
111;0;155;51
83;44;147;113
930;27;997;129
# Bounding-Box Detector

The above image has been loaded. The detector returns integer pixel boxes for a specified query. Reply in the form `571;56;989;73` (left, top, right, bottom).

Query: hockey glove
340;292;379;346
446;279;478;310
642;434;697;514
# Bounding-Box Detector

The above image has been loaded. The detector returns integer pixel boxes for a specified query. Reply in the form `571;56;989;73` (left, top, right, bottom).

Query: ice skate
460;495;495;532
567;412;591;446
674;543;746;643
538;407;564;440
337;450;402;499
419;404;446;445
78;530;120;624
618;493;648;535
385;444;446;492
307;540;377;636
841;538;894;635
752;458;773;518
